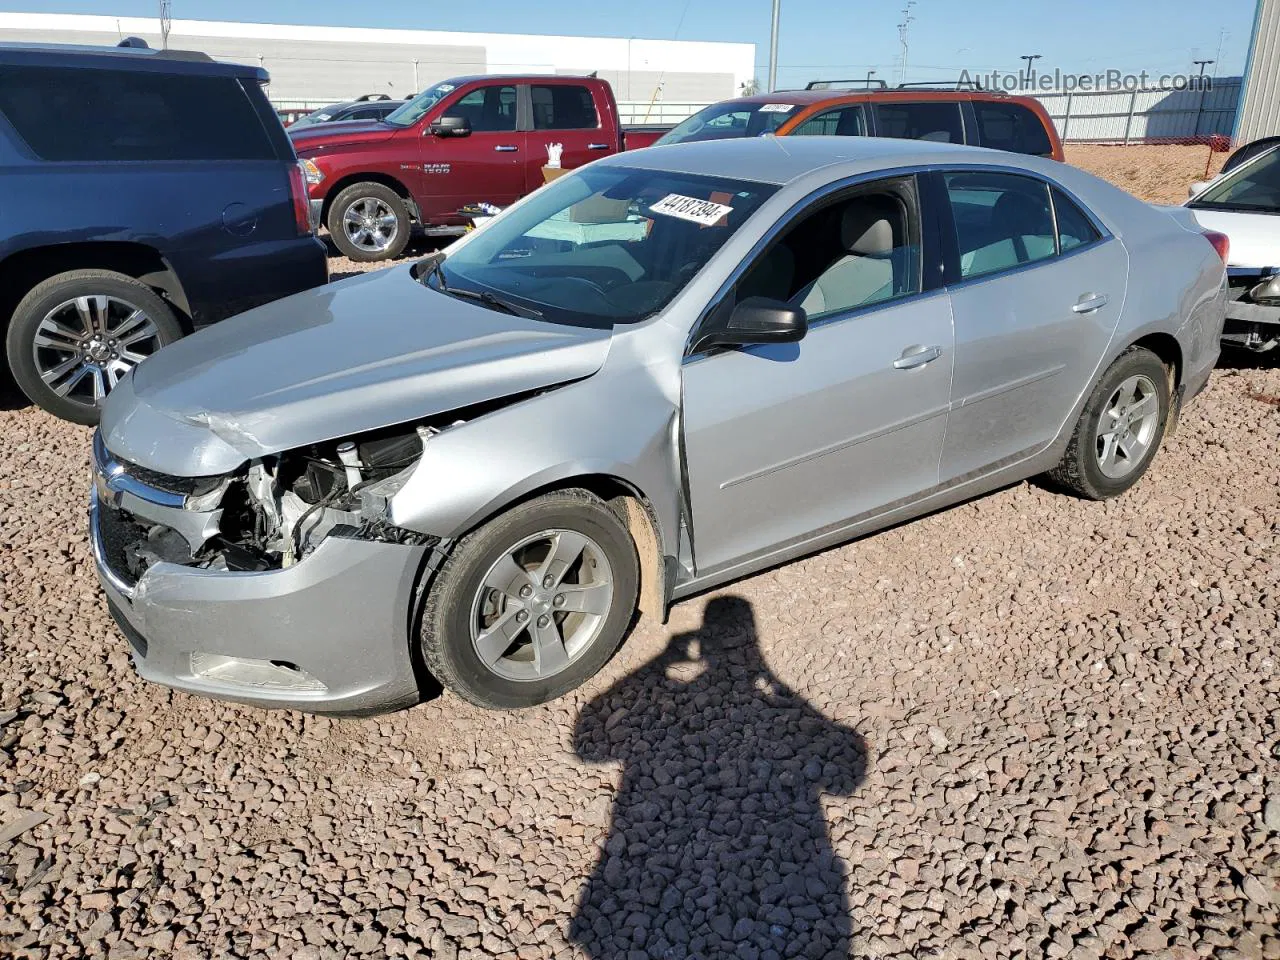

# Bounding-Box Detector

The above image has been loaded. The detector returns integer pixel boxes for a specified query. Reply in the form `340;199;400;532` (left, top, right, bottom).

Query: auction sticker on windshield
649;194;734;226
757;103;796;113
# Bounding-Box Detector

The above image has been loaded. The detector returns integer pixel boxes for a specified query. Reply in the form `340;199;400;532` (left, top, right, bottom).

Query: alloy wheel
341;197;399;254
469;529;616;683
1095;374;1160;479
31;295;162;406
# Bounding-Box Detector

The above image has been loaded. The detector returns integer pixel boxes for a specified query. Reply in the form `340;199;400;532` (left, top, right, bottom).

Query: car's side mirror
1188;179;1211;198
698;297;808;352
428;116;471;138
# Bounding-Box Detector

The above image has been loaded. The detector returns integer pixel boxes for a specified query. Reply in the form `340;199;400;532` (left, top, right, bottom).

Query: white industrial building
1235;0;1280;142
0;12;755;123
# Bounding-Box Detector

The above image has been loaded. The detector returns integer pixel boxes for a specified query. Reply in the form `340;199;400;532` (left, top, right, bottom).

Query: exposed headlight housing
1249;272;1280;306
301;158;325;186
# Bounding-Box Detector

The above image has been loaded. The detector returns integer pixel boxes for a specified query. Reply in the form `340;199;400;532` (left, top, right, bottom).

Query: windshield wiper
446;286;544;319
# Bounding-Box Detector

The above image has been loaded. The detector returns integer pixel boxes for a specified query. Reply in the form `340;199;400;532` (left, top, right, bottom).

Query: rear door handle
494;145;519;153
1072;293;1110;313
587;143;611;150
893;344;943;370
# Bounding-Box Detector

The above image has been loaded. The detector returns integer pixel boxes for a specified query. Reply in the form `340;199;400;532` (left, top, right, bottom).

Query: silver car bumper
308;199;324;233
90;489;427;714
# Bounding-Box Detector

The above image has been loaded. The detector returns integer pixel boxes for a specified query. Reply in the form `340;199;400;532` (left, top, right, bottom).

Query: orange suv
654;81;1065;161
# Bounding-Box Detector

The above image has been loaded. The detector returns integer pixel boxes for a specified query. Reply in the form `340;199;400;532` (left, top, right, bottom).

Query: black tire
420;490;639;709
326;182;411;262
1047;346;1171;500
5;269;183;426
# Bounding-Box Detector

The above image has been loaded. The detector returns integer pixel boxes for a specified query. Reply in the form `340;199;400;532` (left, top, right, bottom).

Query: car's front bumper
90;490;428;715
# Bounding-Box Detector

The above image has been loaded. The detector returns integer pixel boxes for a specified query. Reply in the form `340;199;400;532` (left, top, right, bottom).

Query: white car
1175;139;1280;353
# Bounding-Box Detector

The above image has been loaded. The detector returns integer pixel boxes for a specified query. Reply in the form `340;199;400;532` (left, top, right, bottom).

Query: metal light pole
866;69;877;86
1020;54;1042;89
1192;59;1215;136
768;0;781;92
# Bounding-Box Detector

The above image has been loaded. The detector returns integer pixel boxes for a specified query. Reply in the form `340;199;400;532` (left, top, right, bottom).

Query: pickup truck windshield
1189;147;1280;214
656;102;797;146
428;165;777;327
385;81;457;127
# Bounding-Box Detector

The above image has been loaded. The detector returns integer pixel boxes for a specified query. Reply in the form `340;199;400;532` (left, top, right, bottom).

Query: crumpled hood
290;120;398;152
100;267;613;476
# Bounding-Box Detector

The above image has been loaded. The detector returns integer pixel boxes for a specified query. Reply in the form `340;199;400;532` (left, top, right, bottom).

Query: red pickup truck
292;75;668;261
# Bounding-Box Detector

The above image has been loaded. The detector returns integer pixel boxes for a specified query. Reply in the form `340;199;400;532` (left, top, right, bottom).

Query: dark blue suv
0;42;328;423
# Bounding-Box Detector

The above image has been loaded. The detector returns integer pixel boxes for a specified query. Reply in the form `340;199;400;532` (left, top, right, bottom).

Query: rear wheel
1047;346;1171;499
419;490;639;709
5;269;182;425
327;182;411;262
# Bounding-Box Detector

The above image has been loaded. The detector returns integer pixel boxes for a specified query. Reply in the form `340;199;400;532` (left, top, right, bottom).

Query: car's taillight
288;161;312;236
1202;229;1230;265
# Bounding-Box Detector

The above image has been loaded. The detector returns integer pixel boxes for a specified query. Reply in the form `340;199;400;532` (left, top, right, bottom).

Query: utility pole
1020;54;1042;90
897;2;916;85
767;0;781;92
158;0;171;50
1192;59;1215;135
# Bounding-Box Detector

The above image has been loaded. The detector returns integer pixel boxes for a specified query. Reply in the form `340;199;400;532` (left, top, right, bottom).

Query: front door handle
494;145;519;153
587;143;611;150
893;344;943;370
1072;293;1110;314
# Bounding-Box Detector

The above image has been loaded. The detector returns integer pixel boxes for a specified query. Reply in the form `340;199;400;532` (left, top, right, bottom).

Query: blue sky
16;0;1261;89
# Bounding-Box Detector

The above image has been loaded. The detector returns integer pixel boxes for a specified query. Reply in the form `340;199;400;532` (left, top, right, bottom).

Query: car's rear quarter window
973;101;1054;157
0;65;277;162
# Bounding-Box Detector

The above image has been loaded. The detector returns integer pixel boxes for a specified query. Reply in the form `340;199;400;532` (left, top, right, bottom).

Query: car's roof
723;89;1038;108
0;42;266;81
601;135;1013;186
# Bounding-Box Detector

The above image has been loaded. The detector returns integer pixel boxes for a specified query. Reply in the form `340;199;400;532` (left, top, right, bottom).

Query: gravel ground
1;148;1278;959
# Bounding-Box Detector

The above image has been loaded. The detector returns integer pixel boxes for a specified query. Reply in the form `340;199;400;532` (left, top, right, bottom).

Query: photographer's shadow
571;596;866;960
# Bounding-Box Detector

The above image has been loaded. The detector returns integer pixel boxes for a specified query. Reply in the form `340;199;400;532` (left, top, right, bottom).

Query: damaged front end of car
1223;268;1280;353
90;421;452;593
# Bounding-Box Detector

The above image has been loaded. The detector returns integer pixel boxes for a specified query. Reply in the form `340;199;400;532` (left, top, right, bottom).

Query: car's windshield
385;81;458;127
655;101;799;146
428;165;777;327
1190;147;1280;213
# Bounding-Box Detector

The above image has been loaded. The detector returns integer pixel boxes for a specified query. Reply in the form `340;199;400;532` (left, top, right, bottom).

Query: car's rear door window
944;172;1056;278
972;101;1054;157
790;105;866;137
874;102;964;144
0;64;276;162
531;84;599;130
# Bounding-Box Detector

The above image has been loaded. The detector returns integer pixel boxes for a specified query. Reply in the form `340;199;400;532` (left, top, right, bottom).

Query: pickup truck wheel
1047;346;1170;500
327;183;410;262
419;490;639;709
6;269;183;425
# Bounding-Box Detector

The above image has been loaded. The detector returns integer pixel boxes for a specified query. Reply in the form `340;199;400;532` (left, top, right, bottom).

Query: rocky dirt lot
1;146;1278;960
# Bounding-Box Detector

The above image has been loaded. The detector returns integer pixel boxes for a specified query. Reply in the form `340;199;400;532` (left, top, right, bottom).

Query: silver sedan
91;137;1227;711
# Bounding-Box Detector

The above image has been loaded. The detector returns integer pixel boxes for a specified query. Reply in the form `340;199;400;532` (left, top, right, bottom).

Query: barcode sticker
757;103;796;113
649;194;734;226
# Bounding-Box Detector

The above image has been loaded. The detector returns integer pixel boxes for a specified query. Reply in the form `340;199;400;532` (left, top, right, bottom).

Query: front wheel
419;490;639;709
1047;346;1171;500
326;182;411;262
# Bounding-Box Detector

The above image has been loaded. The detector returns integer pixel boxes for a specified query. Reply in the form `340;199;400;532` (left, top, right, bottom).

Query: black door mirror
428;116;472;137
698;297;808;352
